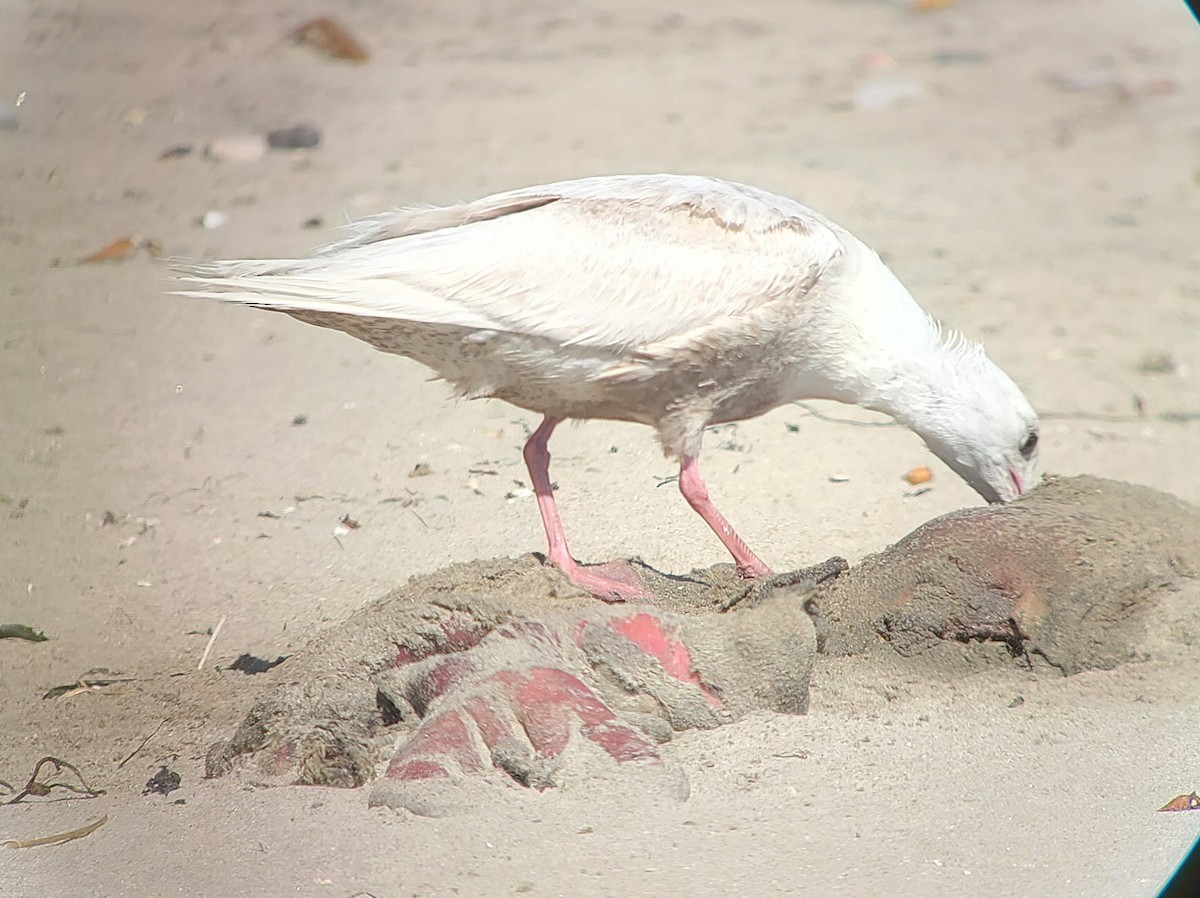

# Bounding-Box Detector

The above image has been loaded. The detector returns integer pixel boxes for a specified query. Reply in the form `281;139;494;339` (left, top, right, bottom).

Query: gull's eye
1020;430;1039;459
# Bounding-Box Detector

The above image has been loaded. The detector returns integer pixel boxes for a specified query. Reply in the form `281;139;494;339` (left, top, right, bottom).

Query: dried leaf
3;815;108;849
0;624;47;642
61;235;161;266
1159;792;1200;812
78;236;137;264
339;513;360;530
292;16;369;62
43;671;134;699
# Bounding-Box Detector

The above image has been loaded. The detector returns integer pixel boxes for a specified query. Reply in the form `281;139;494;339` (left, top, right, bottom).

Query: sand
2;0;1198;895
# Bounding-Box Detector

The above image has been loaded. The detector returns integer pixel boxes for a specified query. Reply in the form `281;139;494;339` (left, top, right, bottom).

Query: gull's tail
168;257;495;331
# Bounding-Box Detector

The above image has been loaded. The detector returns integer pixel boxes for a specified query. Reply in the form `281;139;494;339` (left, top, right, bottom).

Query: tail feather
169;260;498;331
168;257;309;279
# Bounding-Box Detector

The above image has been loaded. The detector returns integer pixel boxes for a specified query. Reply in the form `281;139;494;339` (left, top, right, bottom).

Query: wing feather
172;174;848;354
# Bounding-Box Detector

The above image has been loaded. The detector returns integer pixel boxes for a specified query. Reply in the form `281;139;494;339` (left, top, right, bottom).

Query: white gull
174;174;1041;601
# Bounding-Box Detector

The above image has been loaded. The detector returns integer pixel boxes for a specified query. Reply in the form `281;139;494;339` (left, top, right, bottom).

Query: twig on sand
197;615;227;670
116;718;167;770
44;671;136;700
3;815;108;849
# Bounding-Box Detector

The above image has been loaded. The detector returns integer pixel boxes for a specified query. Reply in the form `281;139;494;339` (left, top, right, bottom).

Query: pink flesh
385;666;661;784
386;709;484;781
494;667;660;762
389;614;492;666
608;613;723;708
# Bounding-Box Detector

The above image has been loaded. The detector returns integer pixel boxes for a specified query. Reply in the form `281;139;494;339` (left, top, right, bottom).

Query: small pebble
201;210;229;230
159;144;193;160
1138;352;1177;376
267;122;321;150
206;135;267;163
930;49;990;65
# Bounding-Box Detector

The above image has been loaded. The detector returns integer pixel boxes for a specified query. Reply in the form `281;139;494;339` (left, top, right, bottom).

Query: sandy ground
2;0;1199;895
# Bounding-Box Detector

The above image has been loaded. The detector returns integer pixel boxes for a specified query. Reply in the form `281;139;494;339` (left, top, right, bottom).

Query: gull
173;174;1040;601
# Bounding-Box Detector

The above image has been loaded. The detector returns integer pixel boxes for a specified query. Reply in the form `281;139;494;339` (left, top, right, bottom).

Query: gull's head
905;336;1040;504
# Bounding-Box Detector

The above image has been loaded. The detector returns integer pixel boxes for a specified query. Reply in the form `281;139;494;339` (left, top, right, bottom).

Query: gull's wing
173;174;849;354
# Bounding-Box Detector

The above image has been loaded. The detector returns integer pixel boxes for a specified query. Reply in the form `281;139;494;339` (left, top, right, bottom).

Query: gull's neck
805;251;958;433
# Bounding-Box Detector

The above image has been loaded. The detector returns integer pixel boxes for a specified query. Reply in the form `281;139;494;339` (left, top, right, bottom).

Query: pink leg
522;416;652;602
678;454;772;579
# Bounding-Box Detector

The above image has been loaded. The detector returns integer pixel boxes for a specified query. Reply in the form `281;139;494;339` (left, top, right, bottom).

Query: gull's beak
1007;466;1024;499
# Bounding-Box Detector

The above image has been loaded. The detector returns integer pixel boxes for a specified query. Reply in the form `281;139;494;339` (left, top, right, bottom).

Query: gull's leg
523;416;572;568
678;454;773;579
522;416;651;602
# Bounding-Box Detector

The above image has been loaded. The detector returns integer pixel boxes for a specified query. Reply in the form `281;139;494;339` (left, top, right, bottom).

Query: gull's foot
721;556;849;612
735;558;774;580
560;558;656;603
